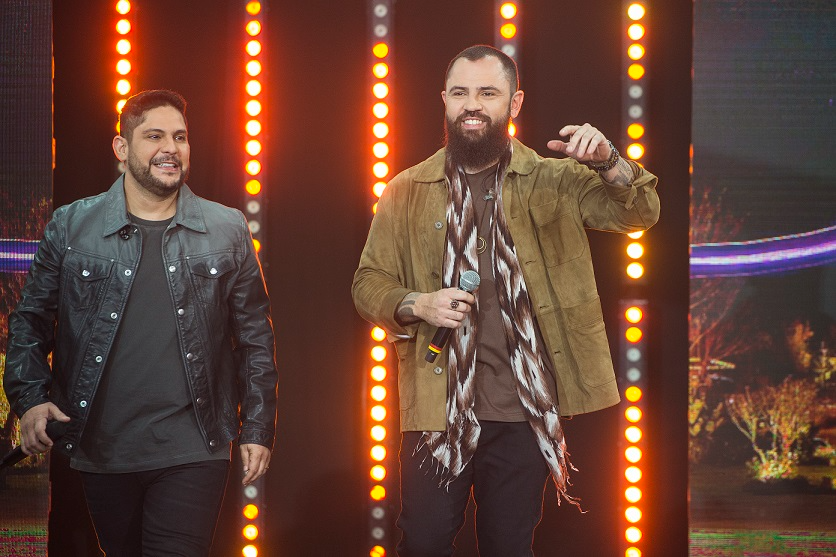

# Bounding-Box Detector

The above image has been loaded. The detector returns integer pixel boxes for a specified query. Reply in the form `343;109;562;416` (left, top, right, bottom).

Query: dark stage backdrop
689;0;836;555
38;1;689;555
0;1;53;554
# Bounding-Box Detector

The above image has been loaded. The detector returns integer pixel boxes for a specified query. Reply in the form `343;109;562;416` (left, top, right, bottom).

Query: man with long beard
4;90;278;555
353;45;660;556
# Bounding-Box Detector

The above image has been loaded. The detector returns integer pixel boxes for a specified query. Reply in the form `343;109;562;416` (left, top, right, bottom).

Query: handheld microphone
0;420;68;470
425;270;481;363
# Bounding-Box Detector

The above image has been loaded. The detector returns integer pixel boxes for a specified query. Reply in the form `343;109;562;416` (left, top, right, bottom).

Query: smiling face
113;104;190;200
442;55;524;171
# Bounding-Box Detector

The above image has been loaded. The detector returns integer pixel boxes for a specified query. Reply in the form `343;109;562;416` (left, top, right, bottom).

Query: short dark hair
445;45;519;92
119;89;187;141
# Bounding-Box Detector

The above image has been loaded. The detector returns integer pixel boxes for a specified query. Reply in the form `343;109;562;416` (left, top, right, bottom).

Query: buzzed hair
119;89;187;141
445;45;519;92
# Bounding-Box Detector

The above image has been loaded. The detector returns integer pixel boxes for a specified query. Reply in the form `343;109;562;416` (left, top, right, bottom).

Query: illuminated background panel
689;1;836;554
0;1;53;554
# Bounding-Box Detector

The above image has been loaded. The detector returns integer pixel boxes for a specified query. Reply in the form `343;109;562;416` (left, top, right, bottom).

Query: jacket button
81;269;90;277
434;221;443;230
210;267;218;275
79;400;87;408
124;269;132;276
95;355;103;363
110;312;118;320
186;353;194;361
209;440;217;448
196;397;205;405
433;366;443;375
168;265;176;272
65;443;73;451
177;308;185;316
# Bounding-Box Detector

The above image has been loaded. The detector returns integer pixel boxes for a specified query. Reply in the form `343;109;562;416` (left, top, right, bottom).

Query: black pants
80;460;229;557
397;421;550;557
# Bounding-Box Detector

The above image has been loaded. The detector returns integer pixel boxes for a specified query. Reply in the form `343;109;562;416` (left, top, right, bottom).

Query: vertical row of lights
243;1;266;257
495;1;520;137
114;0;135;145
241;3;266;557
623;2;648;164
369;0;392;215
621;6;649;556
368;3;395;557
619;299;648;557
623;1;648;283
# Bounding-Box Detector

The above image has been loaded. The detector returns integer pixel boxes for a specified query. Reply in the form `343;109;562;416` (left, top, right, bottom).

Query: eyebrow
448;85;503;93
141;128;188;135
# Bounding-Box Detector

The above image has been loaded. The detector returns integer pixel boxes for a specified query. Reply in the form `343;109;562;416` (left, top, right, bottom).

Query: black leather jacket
4;178;278;456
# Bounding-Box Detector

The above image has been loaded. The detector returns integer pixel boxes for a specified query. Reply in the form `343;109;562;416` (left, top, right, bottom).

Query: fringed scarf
420;144;579;506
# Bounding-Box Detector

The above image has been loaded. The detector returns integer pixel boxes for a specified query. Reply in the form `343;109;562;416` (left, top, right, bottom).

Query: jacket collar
102;175;208;237
411;137;541;184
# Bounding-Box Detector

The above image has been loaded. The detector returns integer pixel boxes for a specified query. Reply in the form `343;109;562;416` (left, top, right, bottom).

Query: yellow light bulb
246;40;262;56
245;179;262;195
625;386;643;402
627;3;646;20
373;122;389;139
625;486;642;503
500;3;518;19
370;365;387;381
373;142;390;159
246;20;262;36
372;43;389;58
628;64;645;80
370;405;387;422
371;445;387;461
373;82;389;99
371;346;387;361
625;426;643;444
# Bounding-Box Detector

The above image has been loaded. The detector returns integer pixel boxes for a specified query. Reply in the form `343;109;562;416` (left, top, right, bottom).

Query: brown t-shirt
465;165;558;422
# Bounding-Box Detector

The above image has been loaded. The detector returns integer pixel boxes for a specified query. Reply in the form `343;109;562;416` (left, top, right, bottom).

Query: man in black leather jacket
3;90;278;555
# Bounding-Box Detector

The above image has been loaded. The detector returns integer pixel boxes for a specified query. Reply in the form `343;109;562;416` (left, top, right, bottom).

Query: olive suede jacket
352;138;659;432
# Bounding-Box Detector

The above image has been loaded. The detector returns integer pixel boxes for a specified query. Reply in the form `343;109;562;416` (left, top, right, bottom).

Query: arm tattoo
602;157;635;187
396;293;421;325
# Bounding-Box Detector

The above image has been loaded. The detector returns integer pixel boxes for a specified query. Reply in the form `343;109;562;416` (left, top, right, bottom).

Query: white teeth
464;119;483;125
156;163;176;168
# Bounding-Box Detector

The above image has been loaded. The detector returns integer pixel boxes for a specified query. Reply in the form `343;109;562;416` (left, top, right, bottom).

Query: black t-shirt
72;215;228;472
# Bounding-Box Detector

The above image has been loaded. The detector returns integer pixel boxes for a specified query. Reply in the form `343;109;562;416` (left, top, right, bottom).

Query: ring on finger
450;300;459;310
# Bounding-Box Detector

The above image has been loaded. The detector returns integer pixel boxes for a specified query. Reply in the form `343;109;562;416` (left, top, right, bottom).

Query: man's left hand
240;443;271;485
547;123;611;164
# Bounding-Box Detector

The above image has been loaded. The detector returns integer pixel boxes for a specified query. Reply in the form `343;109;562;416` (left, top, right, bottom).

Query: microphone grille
459;270;481;292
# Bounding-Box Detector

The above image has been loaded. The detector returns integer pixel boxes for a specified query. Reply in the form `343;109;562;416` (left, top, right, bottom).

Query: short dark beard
126;151;188;199
444;108;511;170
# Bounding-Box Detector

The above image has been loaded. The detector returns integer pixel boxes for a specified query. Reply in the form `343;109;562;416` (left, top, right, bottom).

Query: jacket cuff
600;160;658;210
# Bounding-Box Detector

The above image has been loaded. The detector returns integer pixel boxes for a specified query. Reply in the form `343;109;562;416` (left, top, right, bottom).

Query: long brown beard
444;108;511;170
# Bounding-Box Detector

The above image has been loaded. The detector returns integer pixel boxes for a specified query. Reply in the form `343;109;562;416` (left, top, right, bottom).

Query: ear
510;89;524;119
112;135;128;162
441;90;447;107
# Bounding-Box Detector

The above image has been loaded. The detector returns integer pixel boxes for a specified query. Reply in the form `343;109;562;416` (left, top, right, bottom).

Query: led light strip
114;0;135;176
620;299;648;557
495;1;520;137
368;2;395;556
240;3;267;557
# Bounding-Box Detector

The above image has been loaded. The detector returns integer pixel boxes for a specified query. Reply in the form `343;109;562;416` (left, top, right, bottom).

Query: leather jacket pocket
529;196;585;267
61;250;113;310
187;254;237;307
